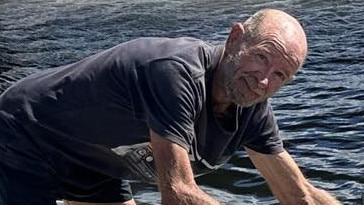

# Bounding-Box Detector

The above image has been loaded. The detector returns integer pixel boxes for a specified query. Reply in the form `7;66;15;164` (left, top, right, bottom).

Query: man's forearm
245;148;341;205
308;187;342;205
161;183;221;205
150;133;221;205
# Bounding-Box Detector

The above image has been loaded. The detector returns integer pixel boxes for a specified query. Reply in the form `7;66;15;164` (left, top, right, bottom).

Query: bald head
216;9;308;108
242;9;307;69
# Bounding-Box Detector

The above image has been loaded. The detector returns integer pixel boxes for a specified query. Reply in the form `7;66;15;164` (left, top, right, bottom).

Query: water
1;0;363;204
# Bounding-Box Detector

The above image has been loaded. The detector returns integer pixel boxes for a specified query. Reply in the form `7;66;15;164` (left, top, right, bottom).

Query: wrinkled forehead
253;34;302;70
252;13;307;68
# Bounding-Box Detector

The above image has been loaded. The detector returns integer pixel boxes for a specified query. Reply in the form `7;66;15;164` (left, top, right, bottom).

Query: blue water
1;0;363;204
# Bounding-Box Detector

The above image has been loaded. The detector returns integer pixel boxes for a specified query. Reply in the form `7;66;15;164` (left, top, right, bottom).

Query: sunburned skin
223;39;298;108
254;37;301;74
212;10;307;113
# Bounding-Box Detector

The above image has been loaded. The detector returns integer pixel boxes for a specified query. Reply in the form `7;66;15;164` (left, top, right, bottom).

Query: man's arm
150;129;221;205
244;147;341;205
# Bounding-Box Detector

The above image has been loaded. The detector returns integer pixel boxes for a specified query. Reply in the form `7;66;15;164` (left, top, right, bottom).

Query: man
0;9;341;205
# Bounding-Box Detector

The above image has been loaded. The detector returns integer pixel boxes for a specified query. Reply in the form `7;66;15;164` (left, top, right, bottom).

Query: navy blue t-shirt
0;37;283;179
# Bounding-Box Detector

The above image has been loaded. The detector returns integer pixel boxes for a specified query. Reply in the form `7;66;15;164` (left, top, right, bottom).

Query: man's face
221;41;298;107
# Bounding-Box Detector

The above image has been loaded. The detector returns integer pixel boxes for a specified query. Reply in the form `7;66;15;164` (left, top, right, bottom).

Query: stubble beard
222;51;269;107
226;74;269;107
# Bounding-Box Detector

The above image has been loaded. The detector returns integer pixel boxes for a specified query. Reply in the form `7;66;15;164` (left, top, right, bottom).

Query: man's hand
245;147;342;205
150;129;221;205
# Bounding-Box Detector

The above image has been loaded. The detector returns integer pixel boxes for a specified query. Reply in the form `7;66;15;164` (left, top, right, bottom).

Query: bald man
0;9;341;205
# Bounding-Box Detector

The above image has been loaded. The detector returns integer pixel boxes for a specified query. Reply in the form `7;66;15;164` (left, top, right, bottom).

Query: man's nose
257;77;269;89
256;65;273;89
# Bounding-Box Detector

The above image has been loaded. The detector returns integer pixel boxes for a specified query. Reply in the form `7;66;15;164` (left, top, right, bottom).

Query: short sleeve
134;59;201;151
242;100;284;154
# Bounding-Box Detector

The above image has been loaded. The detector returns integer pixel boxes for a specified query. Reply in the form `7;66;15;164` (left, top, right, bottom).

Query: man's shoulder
127;36;207;45
117;36;209;52
124;37;219;78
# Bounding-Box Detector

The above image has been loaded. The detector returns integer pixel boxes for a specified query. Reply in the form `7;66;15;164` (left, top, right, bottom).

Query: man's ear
225;23;245;52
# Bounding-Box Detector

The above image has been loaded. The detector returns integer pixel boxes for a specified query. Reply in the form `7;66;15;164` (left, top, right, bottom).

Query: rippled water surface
1;0;363;204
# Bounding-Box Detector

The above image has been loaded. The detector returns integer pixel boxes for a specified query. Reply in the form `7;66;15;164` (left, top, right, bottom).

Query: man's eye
257;54;268;65
274;71;285;81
